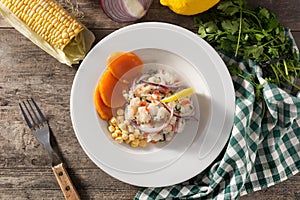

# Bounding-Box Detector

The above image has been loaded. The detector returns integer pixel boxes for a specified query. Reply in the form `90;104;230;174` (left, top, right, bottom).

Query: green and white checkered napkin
134;37;300;200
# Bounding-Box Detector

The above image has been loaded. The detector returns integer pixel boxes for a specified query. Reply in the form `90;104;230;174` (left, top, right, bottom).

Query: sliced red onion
131;108;174;133
100;0;153;22
129;74;149;94
140;80;182;89
136;74;150;83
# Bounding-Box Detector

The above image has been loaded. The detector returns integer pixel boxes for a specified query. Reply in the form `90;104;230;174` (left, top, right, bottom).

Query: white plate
70;22;235;187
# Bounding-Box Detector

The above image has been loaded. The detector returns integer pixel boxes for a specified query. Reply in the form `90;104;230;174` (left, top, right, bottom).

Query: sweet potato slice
99;70;128;108
94;84;113;121
108;52;143;83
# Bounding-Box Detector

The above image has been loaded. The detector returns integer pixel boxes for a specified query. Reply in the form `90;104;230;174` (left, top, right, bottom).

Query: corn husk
0;0;95;66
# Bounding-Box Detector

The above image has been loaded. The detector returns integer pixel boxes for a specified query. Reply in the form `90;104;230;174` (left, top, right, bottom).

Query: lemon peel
161;87;194;103
160;0;220;16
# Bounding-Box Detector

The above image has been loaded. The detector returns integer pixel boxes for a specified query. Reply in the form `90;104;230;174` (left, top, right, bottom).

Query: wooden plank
0;29;109;169
0;189;137;200
0;33;299;199
0;168;299;199
0;168;138;199
0;0;300;31
1;1;300;199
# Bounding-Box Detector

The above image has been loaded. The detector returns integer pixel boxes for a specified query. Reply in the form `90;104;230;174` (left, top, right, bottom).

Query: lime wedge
161;87;194;103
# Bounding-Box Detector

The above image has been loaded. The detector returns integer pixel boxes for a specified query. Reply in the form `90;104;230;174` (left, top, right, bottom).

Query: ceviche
94;52;196;148
108;67;195;147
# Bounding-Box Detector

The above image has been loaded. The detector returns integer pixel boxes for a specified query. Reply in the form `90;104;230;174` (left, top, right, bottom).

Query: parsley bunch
195;0;300;92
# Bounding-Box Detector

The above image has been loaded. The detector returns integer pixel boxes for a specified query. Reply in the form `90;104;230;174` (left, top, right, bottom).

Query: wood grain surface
0;0;299;199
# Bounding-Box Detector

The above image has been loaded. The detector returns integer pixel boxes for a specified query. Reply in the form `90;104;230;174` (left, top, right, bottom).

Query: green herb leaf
205;21;219;33
221;20;239;34
258;8;270;19
195;0;300;99
217;0;242;15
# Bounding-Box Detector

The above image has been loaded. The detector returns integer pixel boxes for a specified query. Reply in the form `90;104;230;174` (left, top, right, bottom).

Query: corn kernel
128;134;135;142
139;139;147;148
69;31;75;38
116;123;124;131
108;125;115;133
74;28;81;34
115;137;123;144
65;20;71;27
125;139;130;144
110;117;117;125
131;139;139;148
113;129;120;135
117;116;125;123
116;108;124;116
121;133;129;140
111;132;118;138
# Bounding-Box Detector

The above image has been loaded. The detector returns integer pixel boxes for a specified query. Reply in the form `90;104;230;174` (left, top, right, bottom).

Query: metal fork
19;98;80;200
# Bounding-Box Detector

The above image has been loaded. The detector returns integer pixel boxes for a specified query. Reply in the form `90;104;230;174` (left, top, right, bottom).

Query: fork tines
19;98;47;130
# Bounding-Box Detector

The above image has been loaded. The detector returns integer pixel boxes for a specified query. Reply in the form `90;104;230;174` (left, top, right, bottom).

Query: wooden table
0;0;299;199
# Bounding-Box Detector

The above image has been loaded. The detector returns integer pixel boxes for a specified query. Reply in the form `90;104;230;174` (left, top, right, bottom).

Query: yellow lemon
160;0;220;15
161;87;194;103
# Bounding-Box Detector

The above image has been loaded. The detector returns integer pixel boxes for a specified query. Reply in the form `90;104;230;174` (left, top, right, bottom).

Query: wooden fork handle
52;163;81;200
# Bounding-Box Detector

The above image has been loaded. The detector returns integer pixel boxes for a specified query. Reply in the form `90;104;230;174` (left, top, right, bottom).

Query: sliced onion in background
100;0;153;22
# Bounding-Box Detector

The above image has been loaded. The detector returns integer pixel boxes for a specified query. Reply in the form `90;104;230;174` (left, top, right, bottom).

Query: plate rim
70;22;235;187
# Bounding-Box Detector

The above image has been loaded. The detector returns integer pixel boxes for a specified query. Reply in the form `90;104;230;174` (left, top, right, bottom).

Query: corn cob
1;0;84;50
